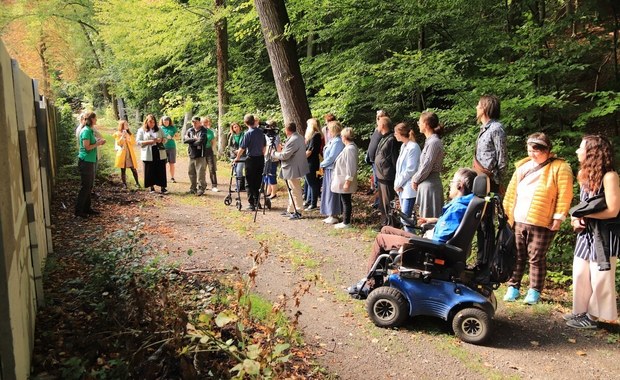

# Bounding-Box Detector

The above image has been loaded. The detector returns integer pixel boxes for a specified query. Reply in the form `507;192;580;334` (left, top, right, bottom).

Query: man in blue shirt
349;168;478;295
234;114;266;210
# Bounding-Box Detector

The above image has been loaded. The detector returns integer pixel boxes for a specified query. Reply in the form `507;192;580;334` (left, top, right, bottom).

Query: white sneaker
334;222;351;229
211;187;219;192
323;216;339;224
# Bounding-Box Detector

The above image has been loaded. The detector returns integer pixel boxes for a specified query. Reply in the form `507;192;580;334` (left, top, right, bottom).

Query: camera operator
271;122;309;220
234;114;266;210
261;119;281;199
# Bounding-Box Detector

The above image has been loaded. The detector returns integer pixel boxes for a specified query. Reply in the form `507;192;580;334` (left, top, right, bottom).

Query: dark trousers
340;193;352;224
205;150;218;187
245;156;264;207
378;179;396;226
305;170;321;207
76;159;95;214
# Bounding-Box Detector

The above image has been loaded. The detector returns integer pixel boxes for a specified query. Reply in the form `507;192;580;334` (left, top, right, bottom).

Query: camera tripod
253;136;277;222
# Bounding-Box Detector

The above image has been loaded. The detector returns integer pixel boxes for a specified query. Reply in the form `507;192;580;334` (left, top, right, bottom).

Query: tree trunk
306;33;314;58
215;0;229;156
79;22;110;105
254;0;311;134
37;38;50;96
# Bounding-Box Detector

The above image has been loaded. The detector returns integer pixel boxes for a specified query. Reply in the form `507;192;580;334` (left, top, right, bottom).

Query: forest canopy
1;0;619;164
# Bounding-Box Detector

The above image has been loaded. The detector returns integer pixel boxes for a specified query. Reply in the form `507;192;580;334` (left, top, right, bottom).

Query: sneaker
503;286;520;302
347;279;367;295
246;205;256;211
523;288;541;305
566;313;597;329
323;216;339;224
563;312;579;321
289;212;302;220
187;189;197;195
211;187;219;192
149;187;156;193
281;211;292;217
171;177;176;183
334;222;351;229
304;205;317;211
161;188;168;194
196;190;205;196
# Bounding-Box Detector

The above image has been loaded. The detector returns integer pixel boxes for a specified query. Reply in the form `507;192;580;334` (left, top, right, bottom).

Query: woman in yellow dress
113;120;141;188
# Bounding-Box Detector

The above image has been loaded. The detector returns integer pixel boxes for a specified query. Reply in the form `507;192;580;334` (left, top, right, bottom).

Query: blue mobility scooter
360;174;508;344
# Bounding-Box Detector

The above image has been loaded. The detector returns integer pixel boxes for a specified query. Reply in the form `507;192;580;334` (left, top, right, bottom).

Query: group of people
75;95;618;329
349;95;618;330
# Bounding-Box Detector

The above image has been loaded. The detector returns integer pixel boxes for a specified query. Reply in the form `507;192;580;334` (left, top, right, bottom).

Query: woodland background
1;0;620;286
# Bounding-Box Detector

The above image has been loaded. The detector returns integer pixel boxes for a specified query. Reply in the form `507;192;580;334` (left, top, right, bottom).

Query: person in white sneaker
201;117;219;192
271;122;309;220
331;127;358;229
320;121;345;224
566;135;619;329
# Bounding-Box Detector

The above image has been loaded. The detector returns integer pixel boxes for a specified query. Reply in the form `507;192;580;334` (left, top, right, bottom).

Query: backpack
489;199;517;283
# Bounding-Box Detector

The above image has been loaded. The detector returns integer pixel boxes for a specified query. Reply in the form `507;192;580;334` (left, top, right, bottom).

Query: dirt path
129;157;620;380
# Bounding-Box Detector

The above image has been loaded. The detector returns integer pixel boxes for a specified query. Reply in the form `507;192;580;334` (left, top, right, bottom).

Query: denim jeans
400;196;416;233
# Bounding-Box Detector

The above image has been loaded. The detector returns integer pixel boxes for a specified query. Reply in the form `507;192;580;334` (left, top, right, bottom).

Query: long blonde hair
305;118;322;141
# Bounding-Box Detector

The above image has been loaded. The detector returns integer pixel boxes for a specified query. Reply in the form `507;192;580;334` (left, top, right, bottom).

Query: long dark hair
420;111;444;137
578;135;615;193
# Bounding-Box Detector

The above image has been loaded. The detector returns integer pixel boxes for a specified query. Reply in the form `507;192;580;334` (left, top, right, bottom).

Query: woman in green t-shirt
75;112;106;217
160;116;178;183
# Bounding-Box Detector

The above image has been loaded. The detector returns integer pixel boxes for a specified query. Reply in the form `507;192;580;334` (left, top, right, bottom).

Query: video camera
259;121;280;138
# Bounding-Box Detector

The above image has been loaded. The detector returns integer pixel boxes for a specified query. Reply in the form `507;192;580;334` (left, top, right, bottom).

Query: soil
34;153;620;379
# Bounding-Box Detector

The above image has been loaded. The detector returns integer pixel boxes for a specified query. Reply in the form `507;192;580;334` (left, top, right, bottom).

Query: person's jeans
76;159;95;214
340;193;352;224
205;149;218;187
305;170;321;207
245;156;264;207
399;196;416;233
188;156;207;191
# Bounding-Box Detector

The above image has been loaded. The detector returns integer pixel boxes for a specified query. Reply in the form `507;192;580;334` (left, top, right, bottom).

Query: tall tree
215;0;229;154
254;0;311;133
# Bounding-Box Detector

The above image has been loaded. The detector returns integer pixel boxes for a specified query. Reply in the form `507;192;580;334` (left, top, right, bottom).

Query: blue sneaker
503;286;520;302
523;288;541;305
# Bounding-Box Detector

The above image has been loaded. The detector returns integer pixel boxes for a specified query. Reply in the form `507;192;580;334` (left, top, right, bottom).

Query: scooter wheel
264;198;271;209
236;201;242;211
366;287;408;328
451;307;491;345
224;195;232;206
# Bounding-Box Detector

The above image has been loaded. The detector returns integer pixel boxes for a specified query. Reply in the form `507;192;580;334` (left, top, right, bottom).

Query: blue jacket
320;136;345;169
394;141;421;199
433;193;474;243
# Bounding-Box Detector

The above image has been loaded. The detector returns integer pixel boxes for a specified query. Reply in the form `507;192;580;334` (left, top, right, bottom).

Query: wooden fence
0;39;57;380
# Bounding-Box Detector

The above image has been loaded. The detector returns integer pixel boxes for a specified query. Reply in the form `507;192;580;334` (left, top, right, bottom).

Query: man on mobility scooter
350;170;511;344
348;168;477;296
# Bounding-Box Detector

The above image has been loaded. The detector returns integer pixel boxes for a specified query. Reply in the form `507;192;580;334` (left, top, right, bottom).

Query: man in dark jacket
184;116;208;195
374;116;401;226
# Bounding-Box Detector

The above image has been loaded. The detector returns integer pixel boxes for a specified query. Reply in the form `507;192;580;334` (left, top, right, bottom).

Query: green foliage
54;99;79;170
182;246;304;379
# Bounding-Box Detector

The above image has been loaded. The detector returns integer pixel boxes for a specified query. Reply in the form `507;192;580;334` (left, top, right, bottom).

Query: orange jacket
503;156;573;227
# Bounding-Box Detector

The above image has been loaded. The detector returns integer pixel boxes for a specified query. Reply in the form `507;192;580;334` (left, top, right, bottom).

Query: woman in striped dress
566;135;620;328
411;112;445;219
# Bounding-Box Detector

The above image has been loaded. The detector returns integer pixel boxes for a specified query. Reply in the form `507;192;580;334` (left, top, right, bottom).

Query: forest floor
32;154;620;379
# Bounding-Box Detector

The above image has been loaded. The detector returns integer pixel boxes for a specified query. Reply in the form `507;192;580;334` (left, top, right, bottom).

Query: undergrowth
33;222;325;379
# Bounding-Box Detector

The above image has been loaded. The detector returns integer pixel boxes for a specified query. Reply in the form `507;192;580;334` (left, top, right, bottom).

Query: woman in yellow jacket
502;132;573;304
113;120;141;188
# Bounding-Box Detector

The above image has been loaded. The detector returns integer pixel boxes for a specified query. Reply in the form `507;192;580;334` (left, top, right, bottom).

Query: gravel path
135;158;620;380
